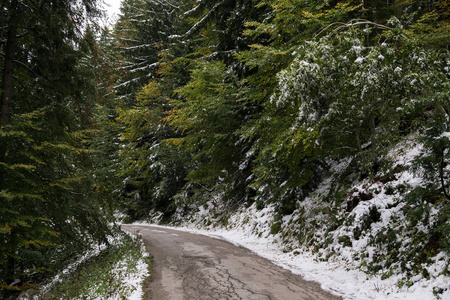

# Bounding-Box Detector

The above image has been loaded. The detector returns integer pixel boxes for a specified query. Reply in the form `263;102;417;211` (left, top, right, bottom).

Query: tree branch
314;19;409;40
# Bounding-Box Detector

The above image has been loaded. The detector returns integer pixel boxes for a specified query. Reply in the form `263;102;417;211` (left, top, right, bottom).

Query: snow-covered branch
184;1;224;37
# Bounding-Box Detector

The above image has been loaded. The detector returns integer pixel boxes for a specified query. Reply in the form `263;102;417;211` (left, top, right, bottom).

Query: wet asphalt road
122;225;341;300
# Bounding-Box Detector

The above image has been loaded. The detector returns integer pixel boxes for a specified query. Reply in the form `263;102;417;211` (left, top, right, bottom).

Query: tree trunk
355;130;362;152
0;0;19;190
369;115;376;147
439;154;450;201
0;1;20;285
435;103;449;123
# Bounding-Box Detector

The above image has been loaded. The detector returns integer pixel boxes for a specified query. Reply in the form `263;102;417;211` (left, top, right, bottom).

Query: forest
0;0;449;298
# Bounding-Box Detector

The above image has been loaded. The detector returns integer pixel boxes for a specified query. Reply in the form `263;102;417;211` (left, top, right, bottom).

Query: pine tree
111;0;182;105
115;80;190;219
104;0;449;222
106;0;195;219
0;0;111;296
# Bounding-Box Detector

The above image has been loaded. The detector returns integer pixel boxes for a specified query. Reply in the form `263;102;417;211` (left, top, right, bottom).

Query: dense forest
1;0;449;298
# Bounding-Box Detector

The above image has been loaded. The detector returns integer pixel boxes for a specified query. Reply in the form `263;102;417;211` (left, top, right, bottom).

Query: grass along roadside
19;229;150;300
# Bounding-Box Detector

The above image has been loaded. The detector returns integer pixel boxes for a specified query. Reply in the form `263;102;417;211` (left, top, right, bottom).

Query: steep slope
150;136;450;299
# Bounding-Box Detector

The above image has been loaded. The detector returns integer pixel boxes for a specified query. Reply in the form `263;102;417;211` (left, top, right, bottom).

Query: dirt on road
122;225;341;300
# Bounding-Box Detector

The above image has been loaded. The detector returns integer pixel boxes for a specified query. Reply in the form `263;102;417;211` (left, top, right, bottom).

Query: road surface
122;225;341;300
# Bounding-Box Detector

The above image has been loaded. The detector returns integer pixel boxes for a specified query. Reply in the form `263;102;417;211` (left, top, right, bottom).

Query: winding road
122;225;341;300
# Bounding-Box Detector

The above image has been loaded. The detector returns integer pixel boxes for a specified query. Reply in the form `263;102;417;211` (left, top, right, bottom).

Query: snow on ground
35;233;150;300
133;220;449;300
131;139;450;300
113;231;150;300
37;242;109;296
102;248;149;300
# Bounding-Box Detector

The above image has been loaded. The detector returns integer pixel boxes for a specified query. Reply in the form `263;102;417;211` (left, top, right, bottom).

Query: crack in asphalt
123;225;341;300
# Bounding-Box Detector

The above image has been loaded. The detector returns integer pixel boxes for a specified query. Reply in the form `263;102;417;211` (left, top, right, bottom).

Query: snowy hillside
146;137;450;299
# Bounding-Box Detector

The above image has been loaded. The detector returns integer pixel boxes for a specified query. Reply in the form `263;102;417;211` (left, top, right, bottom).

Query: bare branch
314;19;409;40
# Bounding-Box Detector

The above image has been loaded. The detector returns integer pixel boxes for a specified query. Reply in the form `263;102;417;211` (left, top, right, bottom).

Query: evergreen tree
115;80;189;220
167;61;254;206
104;0;449;224
0;0;111;296
111;0;182;105
107;0;194;219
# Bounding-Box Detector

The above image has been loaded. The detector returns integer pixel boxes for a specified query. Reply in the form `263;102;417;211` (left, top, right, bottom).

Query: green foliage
115;80;189;220
165;60;257;208
169;62;242;181
240;25;450;209
338;235;352;247
101;0;198;221
0;107;111;295
407;0;450;49
246;0;362;47
413;120;450;201
436;203;450;255
37;231;148;299
111;0;184;104
105;0;450;228
0;0;112;296
94;0;450;289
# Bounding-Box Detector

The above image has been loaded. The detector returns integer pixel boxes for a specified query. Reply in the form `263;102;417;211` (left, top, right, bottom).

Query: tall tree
111;0;182;105
0;0;111;296
107;0;449;221
0;0;19;187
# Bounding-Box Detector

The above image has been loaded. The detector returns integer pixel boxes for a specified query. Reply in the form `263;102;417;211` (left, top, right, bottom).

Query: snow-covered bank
26;232;150;300
134;220;449;300
134;139;449;300
109;231;150;300
128;135;450;299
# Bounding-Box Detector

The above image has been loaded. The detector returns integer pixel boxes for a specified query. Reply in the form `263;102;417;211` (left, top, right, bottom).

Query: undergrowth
18;229;149;300
161;137;450;297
